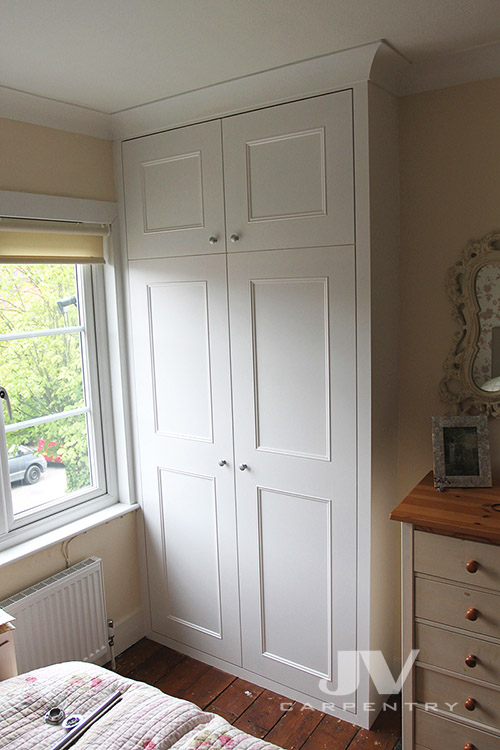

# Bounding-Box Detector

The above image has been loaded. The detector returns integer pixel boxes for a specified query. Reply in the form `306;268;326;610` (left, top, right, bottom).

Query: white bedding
0;661;282;750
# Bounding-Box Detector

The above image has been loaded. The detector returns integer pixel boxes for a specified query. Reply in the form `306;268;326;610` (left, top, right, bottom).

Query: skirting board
96;608;145;665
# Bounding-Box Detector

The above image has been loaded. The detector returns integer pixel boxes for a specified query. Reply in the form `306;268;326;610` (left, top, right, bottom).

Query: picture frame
431;415;492;488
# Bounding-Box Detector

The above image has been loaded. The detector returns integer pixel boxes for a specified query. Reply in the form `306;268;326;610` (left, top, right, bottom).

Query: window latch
0;386;12;420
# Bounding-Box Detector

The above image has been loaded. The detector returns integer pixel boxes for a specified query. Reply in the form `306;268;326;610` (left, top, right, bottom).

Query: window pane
0;332;85;422
6;414;93;517
0;265;79;333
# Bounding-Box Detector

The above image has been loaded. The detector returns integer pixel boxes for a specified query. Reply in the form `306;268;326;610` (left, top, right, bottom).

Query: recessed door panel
229;246;357;706
159;468;221;637
148;281;213;441
123;120;225;258
129;255;240;664
142;152;204;232
258;488;331;678
251;278;329;458
247;130;326;221
223;91;354;252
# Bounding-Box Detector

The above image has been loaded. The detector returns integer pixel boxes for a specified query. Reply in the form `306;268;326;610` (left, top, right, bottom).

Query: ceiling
2;0;500;115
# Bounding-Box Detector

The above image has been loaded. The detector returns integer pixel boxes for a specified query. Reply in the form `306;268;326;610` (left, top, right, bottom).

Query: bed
0;661;282;749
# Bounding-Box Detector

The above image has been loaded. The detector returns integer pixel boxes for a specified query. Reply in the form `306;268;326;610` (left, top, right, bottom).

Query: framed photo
431;415;492;488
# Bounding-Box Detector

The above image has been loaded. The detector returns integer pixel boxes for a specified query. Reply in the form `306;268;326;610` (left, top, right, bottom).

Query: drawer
416;667;500;730
416;623;500;686
415;577;500;639
415;708;500;750
414;531;500;591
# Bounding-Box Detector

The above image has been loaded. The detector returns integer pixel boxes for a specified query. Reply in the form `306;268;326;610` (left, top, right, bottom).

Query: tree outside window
0;264;94;516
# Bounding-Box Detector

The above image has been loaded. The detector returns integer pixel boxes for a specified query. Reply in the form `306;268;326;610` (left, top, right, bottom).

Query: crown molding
0;85;112;139
1;40;499;141
111;41;408;140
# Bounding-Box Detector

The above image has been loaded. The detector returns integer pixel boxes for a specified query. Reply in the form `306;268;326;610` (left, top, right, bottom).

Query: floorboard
265;702;324;749
155;656;211;696
106;639;401;749
207;677;264;723
178;665;237;709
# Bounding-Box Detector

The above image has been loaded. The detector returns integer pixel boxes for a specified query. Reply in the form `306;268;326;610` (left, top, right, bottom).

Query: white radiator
0;557;108;674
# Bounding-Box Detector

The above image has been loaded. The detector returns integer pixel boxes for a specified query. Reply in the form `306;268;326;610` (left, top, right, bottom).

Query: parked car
8;446;47;485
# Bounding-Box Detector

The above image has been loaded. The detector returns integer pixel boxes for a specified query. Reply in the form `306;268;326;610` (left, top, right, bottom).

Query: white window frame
0;190;136;553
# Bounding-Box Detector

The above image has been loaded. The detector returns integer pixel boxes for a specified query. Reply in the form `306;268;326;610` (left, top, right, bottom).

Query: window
0;263;107;530
0;196;131;552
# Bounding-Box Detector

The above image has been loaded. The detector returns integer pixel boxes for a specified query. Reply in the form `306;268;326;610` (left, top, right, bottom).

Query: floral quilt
0;661;281;750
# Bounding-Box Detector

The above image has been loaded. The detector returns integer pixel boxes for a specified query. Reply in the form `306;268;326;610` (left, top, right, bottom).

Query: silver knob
209;236;218;244
218;459;227;466
239;463;248;471
230;234;240;243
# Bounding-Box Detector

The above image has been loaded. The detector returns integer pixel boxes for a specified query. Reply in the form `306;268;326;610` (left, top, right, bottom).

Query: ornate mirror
440;232;500;416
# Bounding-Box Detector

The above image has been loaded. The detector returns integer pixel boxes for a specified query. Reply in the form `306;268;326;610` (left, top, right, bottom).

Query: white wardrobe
119;48;400;729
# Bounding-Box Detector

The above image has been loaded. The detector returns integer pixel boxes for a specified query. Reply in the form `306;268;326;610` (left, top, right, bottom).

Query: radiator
0;557;108;674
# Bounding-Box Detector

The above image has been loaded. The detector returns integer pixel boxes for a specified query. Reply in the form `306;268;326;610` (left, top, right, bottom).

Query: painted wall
0;119;141;645
0;117;115;201
398;77;500;497
0;512;142;635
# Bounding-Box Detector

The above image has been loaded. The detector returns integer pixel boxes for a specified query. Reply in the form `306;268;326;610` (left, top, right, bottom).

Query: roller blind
0;218;108;263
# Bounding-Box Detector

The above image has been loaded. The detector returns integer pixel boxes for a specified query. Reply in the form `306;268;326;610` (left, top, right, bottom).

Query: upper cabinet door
222;91;354;253
123;120;225;259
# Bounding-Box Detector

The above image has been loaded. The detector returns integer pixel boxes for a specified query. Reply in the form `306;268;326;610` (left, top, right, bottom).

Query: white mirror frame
440;231;500;417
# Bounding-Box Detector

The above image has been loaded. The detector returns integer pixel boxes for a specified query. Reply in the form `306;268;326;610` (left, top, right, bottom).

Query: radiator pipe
48;688;123;750
108;618;116;671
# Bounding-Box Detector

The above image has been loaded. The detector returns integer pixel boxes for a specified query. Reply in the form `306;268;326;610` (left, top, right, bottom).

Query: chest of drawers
391;474;500;749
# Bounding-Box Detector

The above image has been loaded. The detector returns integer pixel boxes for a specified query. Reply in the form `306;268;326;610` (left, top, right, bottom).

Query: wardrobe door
128;255;241;664
228;246;357;705
222;91;354;253
123;120;225;259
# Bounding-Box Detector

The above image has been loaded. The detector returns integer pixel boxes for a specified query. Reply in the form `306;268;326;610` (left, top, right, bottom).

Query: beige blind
0;218;108;264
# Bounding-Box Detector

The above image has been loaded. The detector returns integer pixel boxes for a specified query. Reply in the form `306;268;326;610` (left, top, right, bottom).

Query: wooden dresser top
390;472;500;545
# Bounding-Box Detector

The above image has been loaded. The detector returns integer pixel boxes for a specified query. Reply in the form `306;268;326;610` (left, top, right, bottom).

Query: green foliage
0;265;90;493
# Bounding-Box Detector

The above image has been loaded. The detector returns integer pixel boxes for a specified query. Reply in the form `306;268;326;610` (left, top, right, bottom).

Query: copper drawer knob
466;560;479;573
464;697;476;711
465;654;478;668
465;608;479;621
464;744;476;750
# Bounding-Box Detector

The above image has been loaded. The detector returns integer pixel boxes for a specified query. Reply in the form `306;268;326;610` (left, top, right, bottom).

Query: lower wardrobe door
128;254;241;665
228;246;357;706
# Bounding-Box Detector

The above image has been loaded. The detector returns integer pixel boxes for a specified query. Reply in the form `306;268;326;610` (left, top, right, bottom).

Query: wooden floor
111;638;401;750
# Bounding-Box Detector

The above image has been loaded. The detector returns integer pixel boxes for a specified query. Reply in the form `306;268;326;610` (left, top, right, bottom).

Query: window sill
0;501;139;568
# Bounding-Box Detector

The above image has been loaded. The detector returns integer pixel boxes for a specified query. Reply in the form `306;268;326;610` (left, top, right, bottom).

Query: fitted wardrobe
118;43;401;730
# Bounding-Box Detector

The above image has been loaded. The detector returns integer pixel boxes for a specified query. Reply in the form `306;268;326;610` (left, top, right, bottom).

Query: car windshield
8;445;31;458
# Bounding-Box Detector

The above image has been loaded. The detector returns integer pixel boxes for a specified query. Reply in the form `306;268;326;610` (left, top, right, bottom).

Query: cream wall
399;77;500;497
0;512;141;632
0;118;115;201
0;118;142;644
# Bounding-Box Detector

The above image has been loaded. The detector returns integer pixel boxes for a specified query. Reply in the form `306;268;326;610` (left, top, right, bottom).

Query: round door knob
466;608;479;621
464;697;476;712
230;234;240;242
464;744;476;750
466;560;479;573
465;654;478;668
218;459;227;466
209;236;218;244
239;463;248;471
